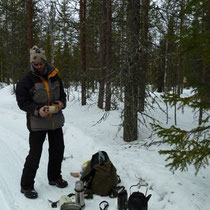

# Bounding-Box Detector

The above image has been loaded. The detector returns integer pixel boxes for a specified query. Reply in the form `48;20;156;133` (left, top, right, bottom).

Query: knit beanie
30;45;46;62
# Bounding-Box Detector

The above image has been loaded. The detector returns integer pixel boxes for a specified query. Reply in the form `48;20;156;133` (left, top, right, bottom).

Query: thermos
75;180;85;209
117;189;128;210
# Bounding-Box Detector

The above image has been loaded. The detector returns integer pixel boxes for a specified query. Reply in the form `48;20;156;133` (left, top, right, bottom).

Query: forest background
0;0;209;174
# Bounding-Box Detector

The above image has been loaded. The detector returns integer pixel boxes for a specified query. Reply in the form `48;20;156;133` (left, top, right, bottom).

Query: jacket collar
31;62;59;79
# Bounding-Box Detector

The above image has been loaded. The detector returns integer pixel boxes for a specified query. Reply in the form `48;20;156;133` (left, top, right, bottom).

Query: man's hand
39;106;49;117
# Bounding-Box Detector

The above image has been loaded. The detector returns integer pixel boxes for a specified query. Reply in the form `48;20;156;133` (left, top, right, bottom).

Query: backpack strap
84;189;93;199
99;201;109;210
109;186;125;198
117;175;121;184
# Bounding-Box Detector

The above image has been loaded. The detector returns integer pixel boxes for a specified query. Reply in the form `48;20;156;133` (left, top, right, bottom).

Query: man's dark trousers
21;128;65;189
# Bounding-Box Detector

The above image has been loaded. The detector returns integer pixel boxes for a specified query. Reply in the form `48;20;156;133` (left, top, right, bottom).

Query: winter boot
21;187;38;199
49;178;68;188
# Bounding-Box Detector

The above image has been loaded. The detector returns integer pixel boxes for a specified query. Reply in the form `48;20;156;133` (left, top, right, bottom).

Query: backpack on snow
80;151;120;197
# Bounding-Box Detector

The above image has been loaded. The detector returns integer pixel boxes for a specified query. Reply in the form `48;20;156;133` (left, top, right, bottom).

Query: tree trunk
98;0;107;109
98;79;105;109
26;0;33;49
198;0;210;124
138;0;149;112
177;0;185;95
105;0;112;111
123;0;140;142
80;0;87;105
49;2;56;64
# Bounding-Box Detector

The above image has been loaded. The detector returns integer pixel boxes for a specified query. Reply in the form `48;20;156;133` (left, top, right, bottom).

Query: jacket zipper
40;77;55;129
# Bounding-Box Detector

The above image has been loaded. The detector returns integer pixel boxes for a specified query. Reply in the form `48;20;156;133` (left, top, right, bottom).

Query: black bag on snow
80;151;119;197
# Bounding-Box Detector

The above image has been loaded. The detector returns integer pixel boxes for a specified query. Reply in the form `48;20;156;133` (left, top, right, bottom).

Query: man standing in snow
16;46;68;199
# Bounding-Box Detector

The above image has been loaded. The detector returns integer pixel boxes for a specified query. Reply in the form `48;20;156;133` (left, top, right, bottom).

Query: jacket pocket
51;80;60;102
32;83;48;105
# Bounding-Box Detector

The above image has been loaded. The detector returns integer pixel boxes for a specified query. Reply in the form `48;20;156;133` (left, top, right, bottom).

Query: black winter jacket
16;63;66;131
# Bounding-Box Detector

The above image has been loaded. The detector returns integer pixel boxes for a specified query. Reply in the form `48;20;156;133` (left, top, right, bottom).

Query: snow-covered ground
0;85;209;210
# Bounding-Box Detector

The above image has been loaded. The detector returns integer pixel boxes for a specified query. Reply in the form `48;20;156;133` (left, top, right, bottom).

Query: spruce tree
152;0;210;174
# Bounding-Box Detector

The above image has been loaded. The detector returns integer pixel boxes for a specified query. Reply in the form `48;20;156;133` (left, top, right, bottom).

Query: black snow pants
20;128;65;189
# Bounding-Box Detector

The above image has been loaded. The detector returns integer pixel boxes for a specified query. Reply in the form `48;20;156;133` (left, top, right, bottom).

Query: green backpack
80;151;119;197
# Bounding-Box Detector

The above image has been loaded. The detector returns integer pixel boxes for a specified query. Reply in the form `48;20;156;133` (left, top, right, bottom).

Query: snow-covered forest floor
0;84;209;210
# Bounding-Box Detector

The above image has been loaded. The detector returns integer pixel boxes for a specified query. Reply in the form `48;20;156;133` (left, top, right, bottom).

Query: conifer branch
152;123;210;174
